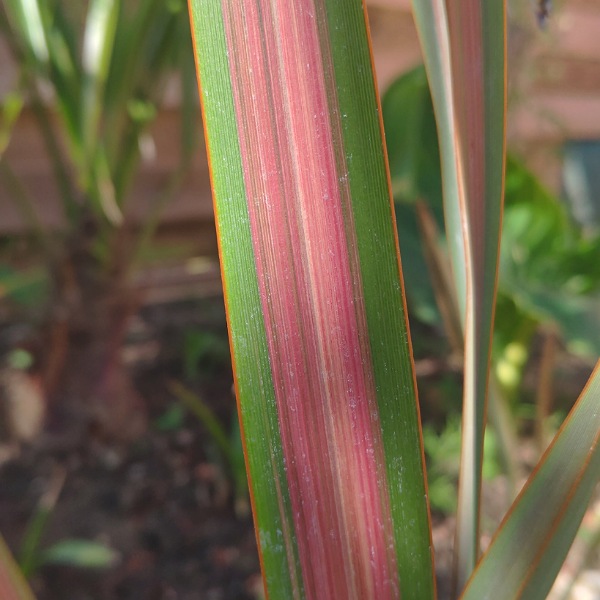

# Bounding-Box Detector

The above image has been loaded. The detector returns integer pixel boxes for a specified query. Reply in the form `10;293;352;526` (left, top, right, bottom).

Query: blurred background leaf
40;539;118;570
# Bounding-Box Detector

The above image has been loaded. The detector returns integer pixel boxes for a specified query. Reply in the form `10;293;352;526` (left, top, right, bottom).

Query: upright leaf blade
461;361;600;600
81;0;120;162
0;535;34;600
80;0;122;224
411;0;507;589
409;0;465;318
188;1;434;597
3;0;48;66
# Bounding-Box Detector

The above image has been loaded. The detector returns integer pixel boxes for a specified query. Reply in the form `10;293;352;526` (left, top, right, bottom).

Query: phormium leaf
189;1;435;598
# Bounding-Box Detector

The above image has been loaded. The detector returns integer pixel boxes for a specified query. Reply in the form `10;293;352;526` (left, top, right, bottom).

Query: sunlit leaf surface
188;1;434;597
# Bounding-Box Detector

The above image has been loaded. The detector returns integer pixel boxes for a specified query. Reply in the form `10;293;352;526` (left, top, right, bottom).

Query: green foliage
183;329;231;380
382;67;600;380
0;265;49;310
153;403;186;431
40;540;118;570
6;349;34;370
167;381;248;515
16;475;118;580
500;155;600;358
0;4;200;590
383;66;444;327
383;65;442;207
423;419;502;515
0;533;35;600
0;91;23;155
0;0;196;257
0;0;201;443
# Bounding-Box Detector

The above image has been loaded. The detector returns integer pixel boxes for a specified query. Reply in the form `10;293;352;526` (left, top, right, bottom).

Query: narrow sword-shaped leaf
461;361;600;600
0;535;35;600
409;0;466;320
411;0;507;589
2;0;48;66
81;0;122;224
188;1;434;597
81;0;120;163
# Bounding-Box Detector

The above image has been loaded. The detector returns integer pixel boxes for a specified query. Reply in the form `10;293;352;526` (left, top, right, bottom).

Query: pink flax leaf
222;1;399;597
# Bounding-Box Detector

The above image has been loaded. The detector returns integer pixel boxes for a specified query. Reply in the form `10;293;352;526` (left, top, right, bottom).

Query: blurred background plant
0;0;198;440
17;468;118;579
0;4;257;593
383;64;600;522
377;15;600;591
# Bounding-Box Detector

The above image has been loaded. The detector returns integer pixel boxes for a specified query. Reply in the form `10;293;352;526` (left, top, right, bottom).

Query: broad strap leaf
188;1;435;597
461;361;600;600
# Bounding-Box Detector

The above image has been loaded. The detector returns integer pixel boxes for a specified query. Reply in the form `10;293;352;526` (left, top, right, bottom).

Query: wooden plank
532;57;600;94
367;5;422;90
1;109;213;233
550;4;600;63
511;95;600;141
2;0;600;238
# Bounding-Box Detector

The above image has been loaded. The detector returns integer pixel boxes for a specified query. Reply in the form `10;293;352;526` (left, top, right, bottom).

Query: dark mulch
0;293;595;599
0;297;262;600
0;432;260;600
